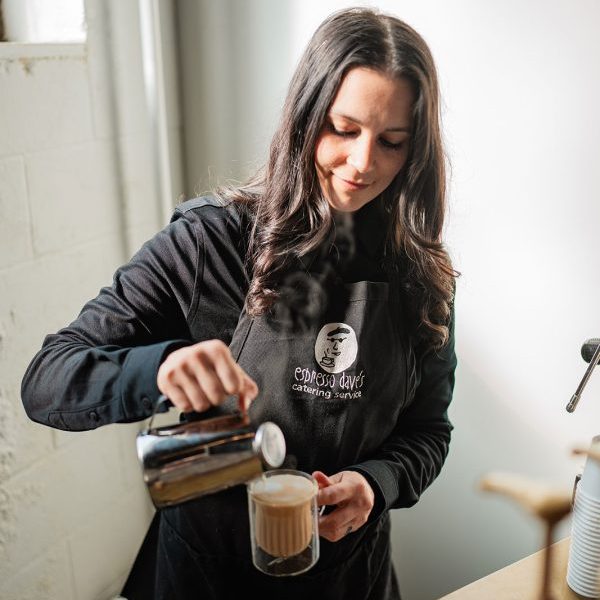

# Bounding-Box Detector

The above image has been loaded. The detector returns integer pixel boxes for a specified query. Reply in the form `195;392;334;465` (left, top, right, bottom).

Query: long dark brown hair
218;7;457;349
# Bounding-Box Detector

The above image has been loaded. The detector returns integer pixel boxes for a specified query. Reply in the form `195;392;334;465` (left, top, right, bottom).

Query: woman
21;7;457;599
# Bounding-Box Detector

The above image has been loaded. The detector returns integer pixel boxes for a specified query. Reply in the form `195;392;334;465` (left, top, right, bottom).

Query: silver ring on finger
345;525;353;536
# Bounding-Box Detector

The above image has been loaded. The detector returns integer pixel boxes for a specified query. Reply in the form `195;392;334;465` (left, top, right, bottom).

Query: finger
158;365;195;412
174;365;211;412
160;383;193;413
313;471;339;511
212;349;244;395
189;353;227;406
238;373;258;413
319;517;360;543
320;508;367;542
313;471;334;490
318;504;356;536
317;481;349;507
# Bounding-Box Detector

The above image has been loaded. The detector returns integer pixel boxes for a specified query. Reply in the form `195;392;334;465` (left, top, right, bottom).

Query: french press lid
253;422;286;468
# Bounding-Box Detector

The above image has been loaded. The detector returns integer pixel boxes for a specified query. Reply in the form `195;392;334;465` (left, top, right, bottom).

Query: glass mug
247;469;320;576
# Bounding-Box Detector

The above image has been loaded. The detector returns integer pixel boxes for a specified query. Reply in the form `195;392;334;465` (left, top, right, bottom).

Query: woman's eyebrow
330;111;411;133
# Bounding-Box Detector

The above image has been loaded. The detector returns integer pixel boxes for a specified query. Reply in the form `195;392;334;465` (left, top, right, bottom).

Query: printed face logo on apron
314;323;358;374
233;281;407;474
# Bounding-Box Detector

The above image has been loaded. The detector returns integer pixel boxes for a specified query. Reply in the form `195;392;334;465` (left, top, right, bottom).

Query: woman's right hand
157;340;258;413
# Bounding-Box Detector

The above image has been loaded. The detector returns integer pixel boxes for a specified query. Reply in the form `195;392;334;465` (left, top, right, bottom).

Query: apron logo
314;323;358;374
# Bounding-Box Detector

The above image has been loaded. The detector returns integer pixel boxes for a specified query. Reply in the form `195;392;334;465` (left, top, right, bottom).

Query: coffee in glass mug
247;469;319;576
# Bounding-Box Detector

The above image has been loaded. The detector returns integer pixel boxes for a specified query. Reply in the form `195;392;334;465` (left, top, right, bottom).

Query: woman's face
314;67;414;213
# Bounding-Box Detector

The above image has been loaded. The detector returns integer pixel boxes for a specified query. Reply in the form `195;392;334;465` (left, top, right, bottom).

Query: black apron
123;279;408;600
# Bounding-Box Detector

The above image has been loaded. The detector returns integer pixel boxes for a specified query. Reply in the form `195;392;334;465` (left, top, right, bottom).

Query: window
2;0;86;43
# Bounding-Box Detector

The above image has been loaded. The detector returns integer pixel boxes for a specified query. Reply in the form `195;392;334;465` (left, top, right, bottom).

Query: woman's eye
379;138;405;151
327;122;356;137
326;121;406;150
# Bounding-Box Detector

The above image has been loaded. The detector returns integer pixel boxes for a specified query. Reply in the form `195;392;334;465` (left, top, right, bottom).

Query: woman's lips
335;174;370;191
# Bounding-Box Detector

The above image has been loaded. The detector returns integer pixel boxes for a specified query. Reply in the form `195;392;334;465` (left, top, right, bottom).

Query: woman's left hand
312;470;375;542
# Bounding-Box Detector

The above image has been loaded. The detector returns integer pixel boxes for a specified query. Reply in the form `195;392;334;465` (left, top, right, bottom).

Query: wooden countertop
439;538;595;599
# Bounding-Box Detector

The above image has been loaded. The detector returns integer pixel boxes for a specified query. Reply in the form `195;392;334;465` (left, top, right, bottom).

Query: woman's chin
326;194;375;213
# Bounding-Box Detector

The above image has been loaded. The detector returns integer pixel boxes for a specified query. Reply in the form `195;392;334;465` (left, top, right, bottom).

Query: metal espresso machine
566;338;600;414
136;396;286;508
565;338;600;597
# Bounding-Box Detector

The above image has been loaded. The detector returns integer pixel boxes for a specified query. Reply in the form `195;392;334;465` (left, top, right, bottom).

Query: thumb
312;470;333;489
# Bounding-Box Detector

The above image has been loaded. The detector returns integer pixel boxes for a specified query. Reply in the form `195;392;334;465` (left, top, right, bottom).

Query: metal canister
136;397;286;508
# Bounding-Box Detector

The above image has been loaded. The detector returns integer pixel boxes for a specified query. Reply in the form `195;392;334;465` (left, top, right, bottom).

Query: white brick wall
0;2;167;598
0;156;32;269
0;540;76;600
0;46;94;157
26;141;122;255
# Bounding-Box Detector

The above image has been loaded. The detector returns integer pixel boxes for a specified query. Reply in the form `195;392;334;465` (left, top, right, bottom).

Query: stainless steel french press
136;396;286;508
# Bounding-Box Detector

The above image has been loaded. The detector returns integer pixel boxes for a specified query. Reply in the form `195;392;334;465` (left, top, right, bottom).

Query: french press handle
147;394;174;429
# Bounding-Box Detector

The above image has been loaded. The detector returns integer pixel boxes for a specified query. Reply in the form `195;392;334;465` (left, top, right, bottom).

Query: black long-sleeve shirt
21;196;456;515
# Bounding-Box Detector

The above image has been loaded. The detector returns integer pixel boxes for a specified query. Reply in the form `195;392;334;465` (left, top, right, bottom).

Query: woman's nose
347;137;376;173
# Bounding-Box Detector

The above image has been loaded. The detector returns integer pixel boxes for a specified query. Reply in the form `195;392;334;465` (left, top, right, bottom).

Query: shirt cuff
346;460;401;521
120;340;190;421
